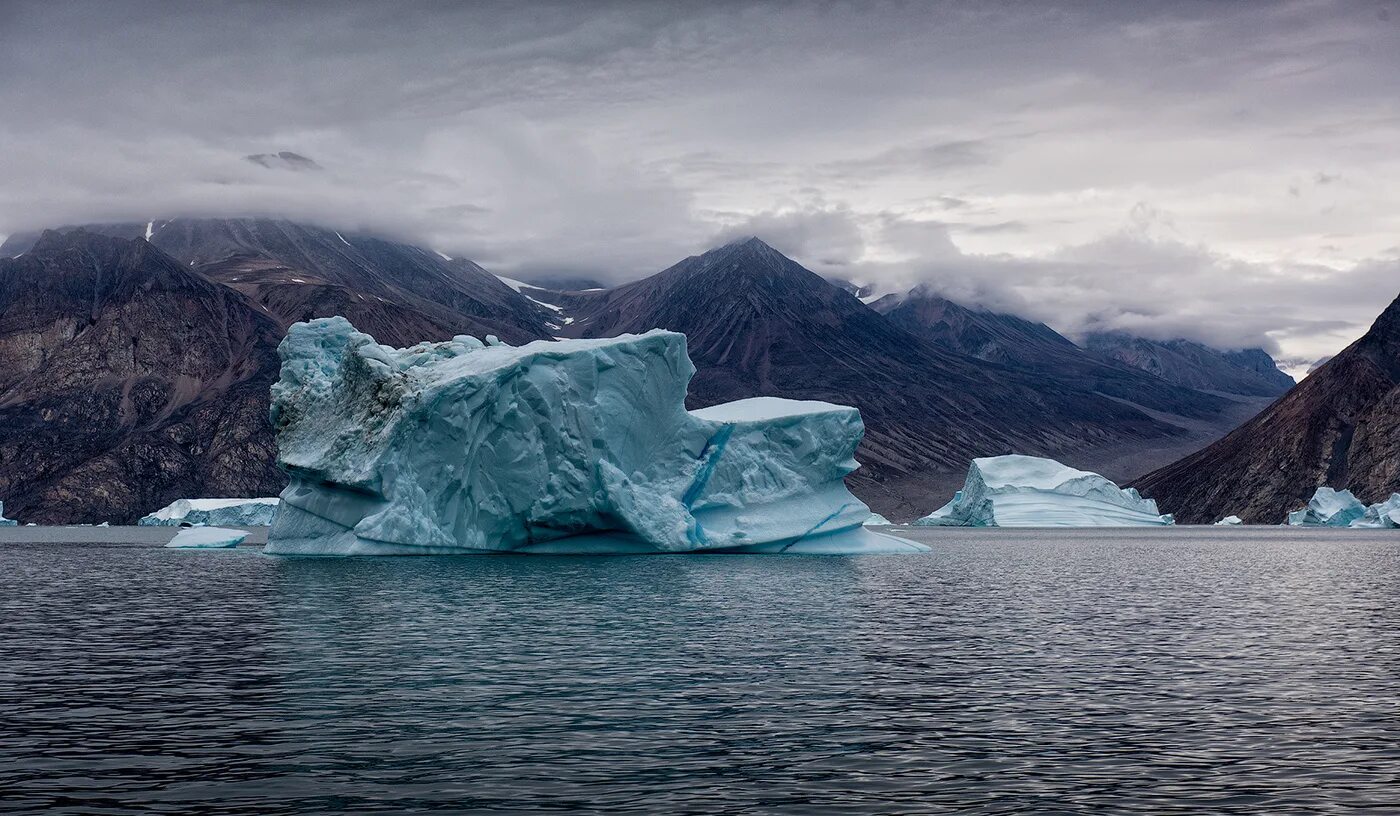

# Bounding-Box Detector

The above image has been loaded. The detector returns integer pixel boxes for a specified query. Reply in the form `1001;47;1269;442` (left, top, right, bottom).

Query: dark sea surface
3;525;1400;814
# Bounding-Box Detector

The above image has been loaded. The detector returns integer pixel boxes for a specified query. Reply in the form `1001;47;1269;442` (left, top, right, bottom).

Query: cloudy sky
2;0;1398;369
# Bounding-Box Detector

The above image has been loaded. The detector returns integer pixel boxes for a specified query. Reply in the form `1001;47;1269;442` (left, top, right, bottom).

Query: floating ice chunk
1347;493;1400;528
139;498;280;527
915;455;1175;527
1214;515;1244;526
165;526;249;548
863;513;892;526
264;318;926;556
0;500;16;527
1286;487;1366;527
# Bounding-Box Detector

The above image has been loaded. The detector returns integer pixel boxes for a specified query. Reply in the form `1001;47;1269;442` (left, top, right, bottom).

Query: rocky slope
1133;293;1400;523
0;230;285;523
561;238;1233;517
1084;332;1294;397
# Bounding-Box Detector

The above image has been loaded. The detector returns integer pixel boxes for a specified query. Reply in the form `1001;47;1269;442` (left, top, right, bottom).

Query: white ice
863;513;892;526
263;317;927;556
165;526;249;548
1214;515;1244;526
1286;487;1366;527
139;498;280;527
0;500;16;527
915;454;1174;527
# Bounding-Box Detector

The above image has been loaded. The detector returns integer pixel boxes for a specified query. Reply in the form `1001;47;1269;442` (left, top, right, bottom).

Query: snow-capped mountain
1133;292;1400;523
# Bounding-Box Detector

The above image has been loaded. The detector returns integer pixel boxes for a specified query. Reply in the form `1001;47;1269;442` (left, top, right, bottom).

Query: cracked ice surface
263;318;925;556
916;454;1175;527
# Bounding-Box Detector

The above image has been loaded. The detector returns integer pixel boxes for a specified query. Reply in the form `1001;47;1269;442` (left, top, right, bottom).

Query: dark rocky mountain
3;218;557;346
560;238;1247;517
0;230;284;524
1133;293;1400;523
869;286;1234;419
0;220;557;523
1083;332;1294;397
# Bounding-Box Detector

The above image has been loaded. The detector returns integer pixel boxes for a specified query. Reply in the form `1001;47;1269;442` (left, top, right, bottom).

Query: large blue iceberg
263;318;926;556
138;498;280;527
915;454;1175;527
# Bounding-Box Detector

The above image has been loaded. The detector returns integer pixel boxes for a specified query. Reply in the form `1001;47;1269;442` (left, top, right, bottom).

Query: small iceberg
1214;515;1244;526
0;500;16;527
263;318;926;556
863;513;892;526
165;526;250;549
1286;487;1367;527
1352;494;1400;528
915;455;1175;527
139;498;280;527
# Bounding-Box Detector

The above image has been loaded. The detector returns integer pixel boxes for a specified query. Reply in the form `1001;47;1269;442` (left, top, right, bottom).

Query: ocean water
3;526;1400;814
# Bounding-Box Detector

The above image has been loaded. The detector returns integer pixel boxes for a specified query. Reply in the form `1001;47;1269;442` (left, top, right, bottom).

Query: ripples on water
3;527;1400;814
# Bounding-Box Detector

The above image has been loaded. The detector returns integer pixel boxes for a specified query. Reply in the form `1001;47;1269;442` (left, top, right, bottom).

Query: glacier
915;455;1175;527
1286;487;1366;527
165;526;249;548
263;318;926;556
0;500;16;527
139;497;280;527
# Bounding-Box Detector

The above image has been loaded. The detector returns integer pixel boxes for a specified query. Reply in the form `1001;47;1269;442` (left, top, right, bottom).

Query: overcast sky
2;0;1398;368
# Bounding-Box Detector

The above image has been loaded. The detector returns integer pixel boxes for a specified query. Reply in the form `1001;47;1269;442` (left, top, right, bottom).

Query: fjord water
3;527;1400;814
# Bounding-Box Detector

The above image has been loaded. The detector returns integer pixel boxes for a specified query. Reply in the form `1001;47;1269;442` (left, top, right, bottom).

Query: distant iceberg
139;498;280;527
263;318;926;556
1289;488;1400;528
1353;494;1400;528
863;513;892;526
165;526;249;548
0;500;16;527
1286;487;1366;527
1214;515;1244;526
915;455;1175;527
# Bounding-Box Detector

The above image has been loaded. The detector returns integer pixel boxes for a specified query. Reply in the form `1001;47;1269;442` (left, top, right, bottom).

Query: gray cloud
1;0;1399;361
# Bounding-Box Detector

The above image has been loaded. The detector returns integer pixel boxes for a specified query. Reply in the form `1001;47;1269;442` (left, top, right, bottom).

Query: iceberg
139;497;280;527
165;526;249;548
1352;494;1400;528
263;318;926;556
863;513;892;526
915;455;1175;527
1214;515;1244;526
1286;487;1366;527
0;500;16;527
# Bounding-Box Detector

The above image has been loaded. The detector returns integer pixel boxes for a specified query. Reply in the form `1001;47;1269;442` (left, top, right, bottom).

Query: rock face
264;317;926;555
138;497;280;527
561;238;1222;517
916;455;1175;527
1133;293;1400;523
1083;333;1294;397
0;230;286;524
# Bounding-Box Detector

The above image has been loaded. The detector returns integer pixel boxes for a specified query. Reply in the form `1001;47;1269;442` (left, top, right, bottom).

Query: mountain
0;220;557;522
558;238;1245;516
3;218;557;346
0;230;284;523
1083;332;1294;397
1133;293;1400;523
